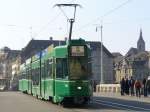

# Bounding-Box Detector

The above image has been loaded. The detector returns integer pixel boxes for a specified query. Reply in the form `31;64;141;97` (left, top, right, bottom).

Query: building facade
0;47;21;90
10;56;21;90
114;29;150;83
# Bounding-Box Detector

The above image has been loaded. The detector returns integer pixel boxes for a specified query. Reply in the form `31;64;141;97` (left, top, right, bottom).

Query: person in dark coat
142;78;147;97
120;78;125;95
146;77;150;96
129;76;135;96
125;77;130;95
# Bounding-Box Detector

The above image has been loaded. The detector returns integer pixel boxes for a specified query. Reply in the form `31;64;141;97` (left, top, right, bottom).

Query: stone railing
96;84;121;93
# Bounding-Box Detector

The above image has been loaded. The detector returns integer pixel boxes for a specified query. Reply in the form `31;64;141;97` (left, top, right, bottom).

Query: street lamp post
100;25;104;84
96;24;104;84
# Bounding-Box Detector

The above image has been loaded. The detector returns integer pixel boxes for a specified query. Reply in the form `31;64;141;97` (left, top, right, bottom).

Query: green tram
19;38;92;105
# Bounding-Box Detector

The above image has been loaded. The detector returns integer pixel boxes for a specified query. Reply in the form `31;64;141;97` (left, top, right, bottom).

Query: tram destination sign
71;46;84;56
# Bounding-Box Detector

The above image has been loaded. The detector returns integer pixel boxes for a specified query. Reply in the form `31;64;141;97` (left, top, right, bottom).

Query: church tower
137;29;145;52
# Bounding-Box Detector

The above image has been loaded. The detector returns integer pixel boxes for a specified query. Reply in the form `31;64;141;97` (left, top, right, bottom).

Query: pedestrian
146;77;150;96
93;80;96;92
129;76;135;96
125;77;130;95
142;78;147;97
135;79;142;98
120;78;125;96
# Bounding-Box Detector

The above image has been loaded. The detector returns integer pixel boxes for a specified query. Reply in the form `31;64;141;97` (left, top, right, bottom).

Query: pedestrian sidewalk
94;92;150;103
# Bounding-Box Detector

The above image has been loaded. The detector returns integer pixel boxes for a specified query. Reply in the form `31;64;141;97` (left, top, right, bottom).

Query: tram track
92;98;150;111
91;100;131;111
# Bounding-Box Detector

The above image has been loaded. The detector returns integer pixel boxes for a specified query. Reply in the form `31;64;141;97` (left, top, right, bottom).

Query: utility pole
96;24;104;84
100;25;104;84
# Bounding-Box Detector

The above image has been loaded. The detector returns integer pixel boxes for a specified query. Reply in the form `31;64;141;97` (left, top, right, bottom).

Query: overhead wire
32;0;68;38
101;0;133;19
34;0;76;38
58;7;69;20
33;11;61;38
74;0;134;32
0;0;134;39
55;0;78;38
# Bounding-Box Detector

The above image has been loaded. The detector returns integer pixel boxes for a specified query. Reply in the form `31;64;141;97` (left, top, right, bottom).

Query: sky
0;0;150;55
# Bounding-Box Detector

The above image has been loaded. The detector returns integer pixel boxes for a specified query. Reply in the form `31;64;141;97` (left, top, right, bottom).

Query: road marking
93;99;150;111
91;100;133;111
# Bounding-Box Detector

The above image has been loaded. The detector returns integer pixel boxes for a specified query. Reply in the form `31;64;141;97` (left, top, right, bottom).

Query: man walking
143;78;147;97
125;77;130;95
129;76;135;96
120;78;125;96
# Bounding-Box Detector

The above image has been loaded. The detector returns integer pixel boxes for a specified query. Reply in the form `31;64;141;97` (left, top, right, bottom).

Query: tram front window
69;57;88;80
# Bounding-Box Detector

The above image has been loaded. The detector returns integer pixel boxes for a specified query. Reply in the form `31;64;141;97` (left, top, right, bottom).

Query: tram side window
24;70;27;79
56;58;68;79
26;68;29;80
26;69;28;79
43;59;53;78
41;65;44;79
32;68;40;85
32;69;35;84
36;68;40;85
32;69;35;85
46;59;53;78
26;67;31;80
43;62;47;78
29;68;32;80
22;71;26;79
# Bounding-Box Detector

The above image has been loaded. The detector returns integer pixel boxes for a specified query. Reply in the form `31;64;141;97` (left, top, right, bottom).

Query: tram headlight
77;86;82;90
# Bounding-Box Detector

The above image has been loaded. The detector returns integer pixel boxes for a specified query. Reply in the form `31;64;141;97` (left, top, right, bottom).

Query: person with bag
135;79;142;98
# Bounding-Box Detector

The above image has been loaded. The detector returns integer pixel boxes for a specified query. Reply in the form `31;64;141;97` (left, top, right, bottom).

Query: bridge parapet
96;84;121;93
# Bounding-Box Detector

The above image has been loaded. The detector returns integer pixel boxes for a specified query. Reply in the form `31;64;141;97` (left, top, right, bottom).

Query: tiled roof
126;47;139;57
21;39;113;62
87;41;113;58
21;39;66;61
112;52;123;57
127;51;149;61
113;56;124;63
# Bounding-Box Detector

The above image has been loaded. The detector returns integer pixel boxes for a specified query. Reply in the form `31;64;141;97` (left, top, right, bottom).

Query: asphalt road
0;92;149;112
92;96;150;111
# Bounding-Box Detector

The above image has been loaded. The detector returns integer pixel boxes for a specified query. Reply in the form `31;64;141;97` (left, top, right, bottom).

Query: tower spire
137;28;145;52
140;28;142;39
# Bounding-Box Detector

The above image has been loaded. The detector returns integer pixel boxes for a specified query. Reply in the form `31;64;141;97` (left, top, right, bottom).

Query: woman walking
135;79;142;98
